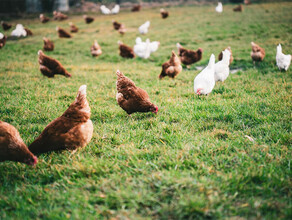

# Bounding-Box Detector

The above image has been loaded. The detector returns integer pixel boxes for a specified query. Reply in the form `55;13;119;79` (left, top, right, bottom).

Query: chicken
134;38;151;59
29;85;93;155
69;22;78;33
111;5;120;14
53;11;68;21
112;21;126;34
118;41;135;59
113;21;122;30
0;121;37;166
131;5;141;12
24;27;33;36
176;43;203;66
118;25;126;35
43;37;54;51
251;42;265;63
56;26;71;38
215;49;231;82
134;37;160;59
91;40;102;57
83;15;94;24
1;21;12;31
38;50;71;78
215;2;223;13
160;8;169;19
0;33;7;49
40;14;50;23
116;70;158;115
233;5;243;12
244;0;252;5
100;5;111;15
276;44;291;71
139;21;150;34
194;54;216;95
159;51;182;79
11;24;27;37
218;46;233;64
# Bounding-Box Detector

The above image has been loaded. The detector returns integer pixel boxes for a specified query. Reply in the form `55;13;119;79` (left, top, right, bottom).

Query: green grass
0;2;291;219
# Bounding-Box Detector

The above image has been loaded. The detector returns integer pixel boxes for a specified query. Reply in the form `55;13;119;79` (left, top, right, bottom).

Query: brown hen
159;51;182;79
233;5;243;12
43;37;54;51
131;5;141;12
38;50;71;78
1;21;12;31
116;70;158;115
53;11;68;21
83;15;94;24
160;9;169;19
251;42;265;62
69;22;78;33
118;41;135;58
29;85;93;155
177;43;203;66
91;40;102;57
40;14;50;23
0;34;6;49
218;46;234;64
56;26;71;38
0;121;37;166
24;27;33;36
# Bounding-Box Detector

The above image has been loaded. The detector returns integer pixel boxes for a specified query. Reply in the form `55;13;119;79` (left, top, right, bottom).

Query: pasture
0;2;291;219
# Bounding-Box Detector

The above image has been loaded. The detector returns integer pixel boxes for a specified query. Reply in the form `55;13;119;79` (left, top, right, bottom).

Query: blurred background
0;0;283;14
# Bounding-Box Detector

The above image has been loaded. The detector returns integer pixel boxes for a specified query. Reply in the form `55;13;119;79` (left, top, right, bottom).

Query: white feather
194;54;216;95
276;44;291;71
214;49;231;82
139;21;150;34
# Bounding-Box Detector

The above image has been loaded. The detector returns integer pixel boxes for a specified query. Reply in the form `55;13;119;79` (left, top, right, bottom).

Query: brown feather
0;121;37;165
116;70;158;115
118;41;135;58
57;27;71;38
233;5;243;12
40;14;50;23
177;44;203;65
0;35;6;49
218;46;234;64
1;21;12;30
251;42;265;62
84;15;94;24
69;23;78;33
131;5;141;12
160;51;182;79
29;85;93;155
43;37;54;51
91;40;102;57
38;50;71;77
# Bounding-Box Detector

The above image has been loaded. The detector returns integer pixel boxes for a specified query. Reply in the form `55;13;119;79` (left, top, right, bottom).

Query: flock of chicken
0;3;291;166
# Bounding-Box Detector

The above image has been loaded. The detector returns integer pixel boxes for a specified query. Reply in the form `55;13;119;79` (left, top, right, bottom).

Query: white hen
215;49;231;82
216;2;223;13
276;44;291;71
134;38;151;59
194;54;216;95
111;5;120;14
139;21;150;34
11;24;27;37
134;37;160;59
150;41;160;53
100;5;111;15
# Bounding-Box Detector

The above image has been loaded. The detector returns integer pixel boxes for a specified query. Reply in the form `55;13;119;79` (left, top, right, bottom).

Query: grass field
0;2;291;219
